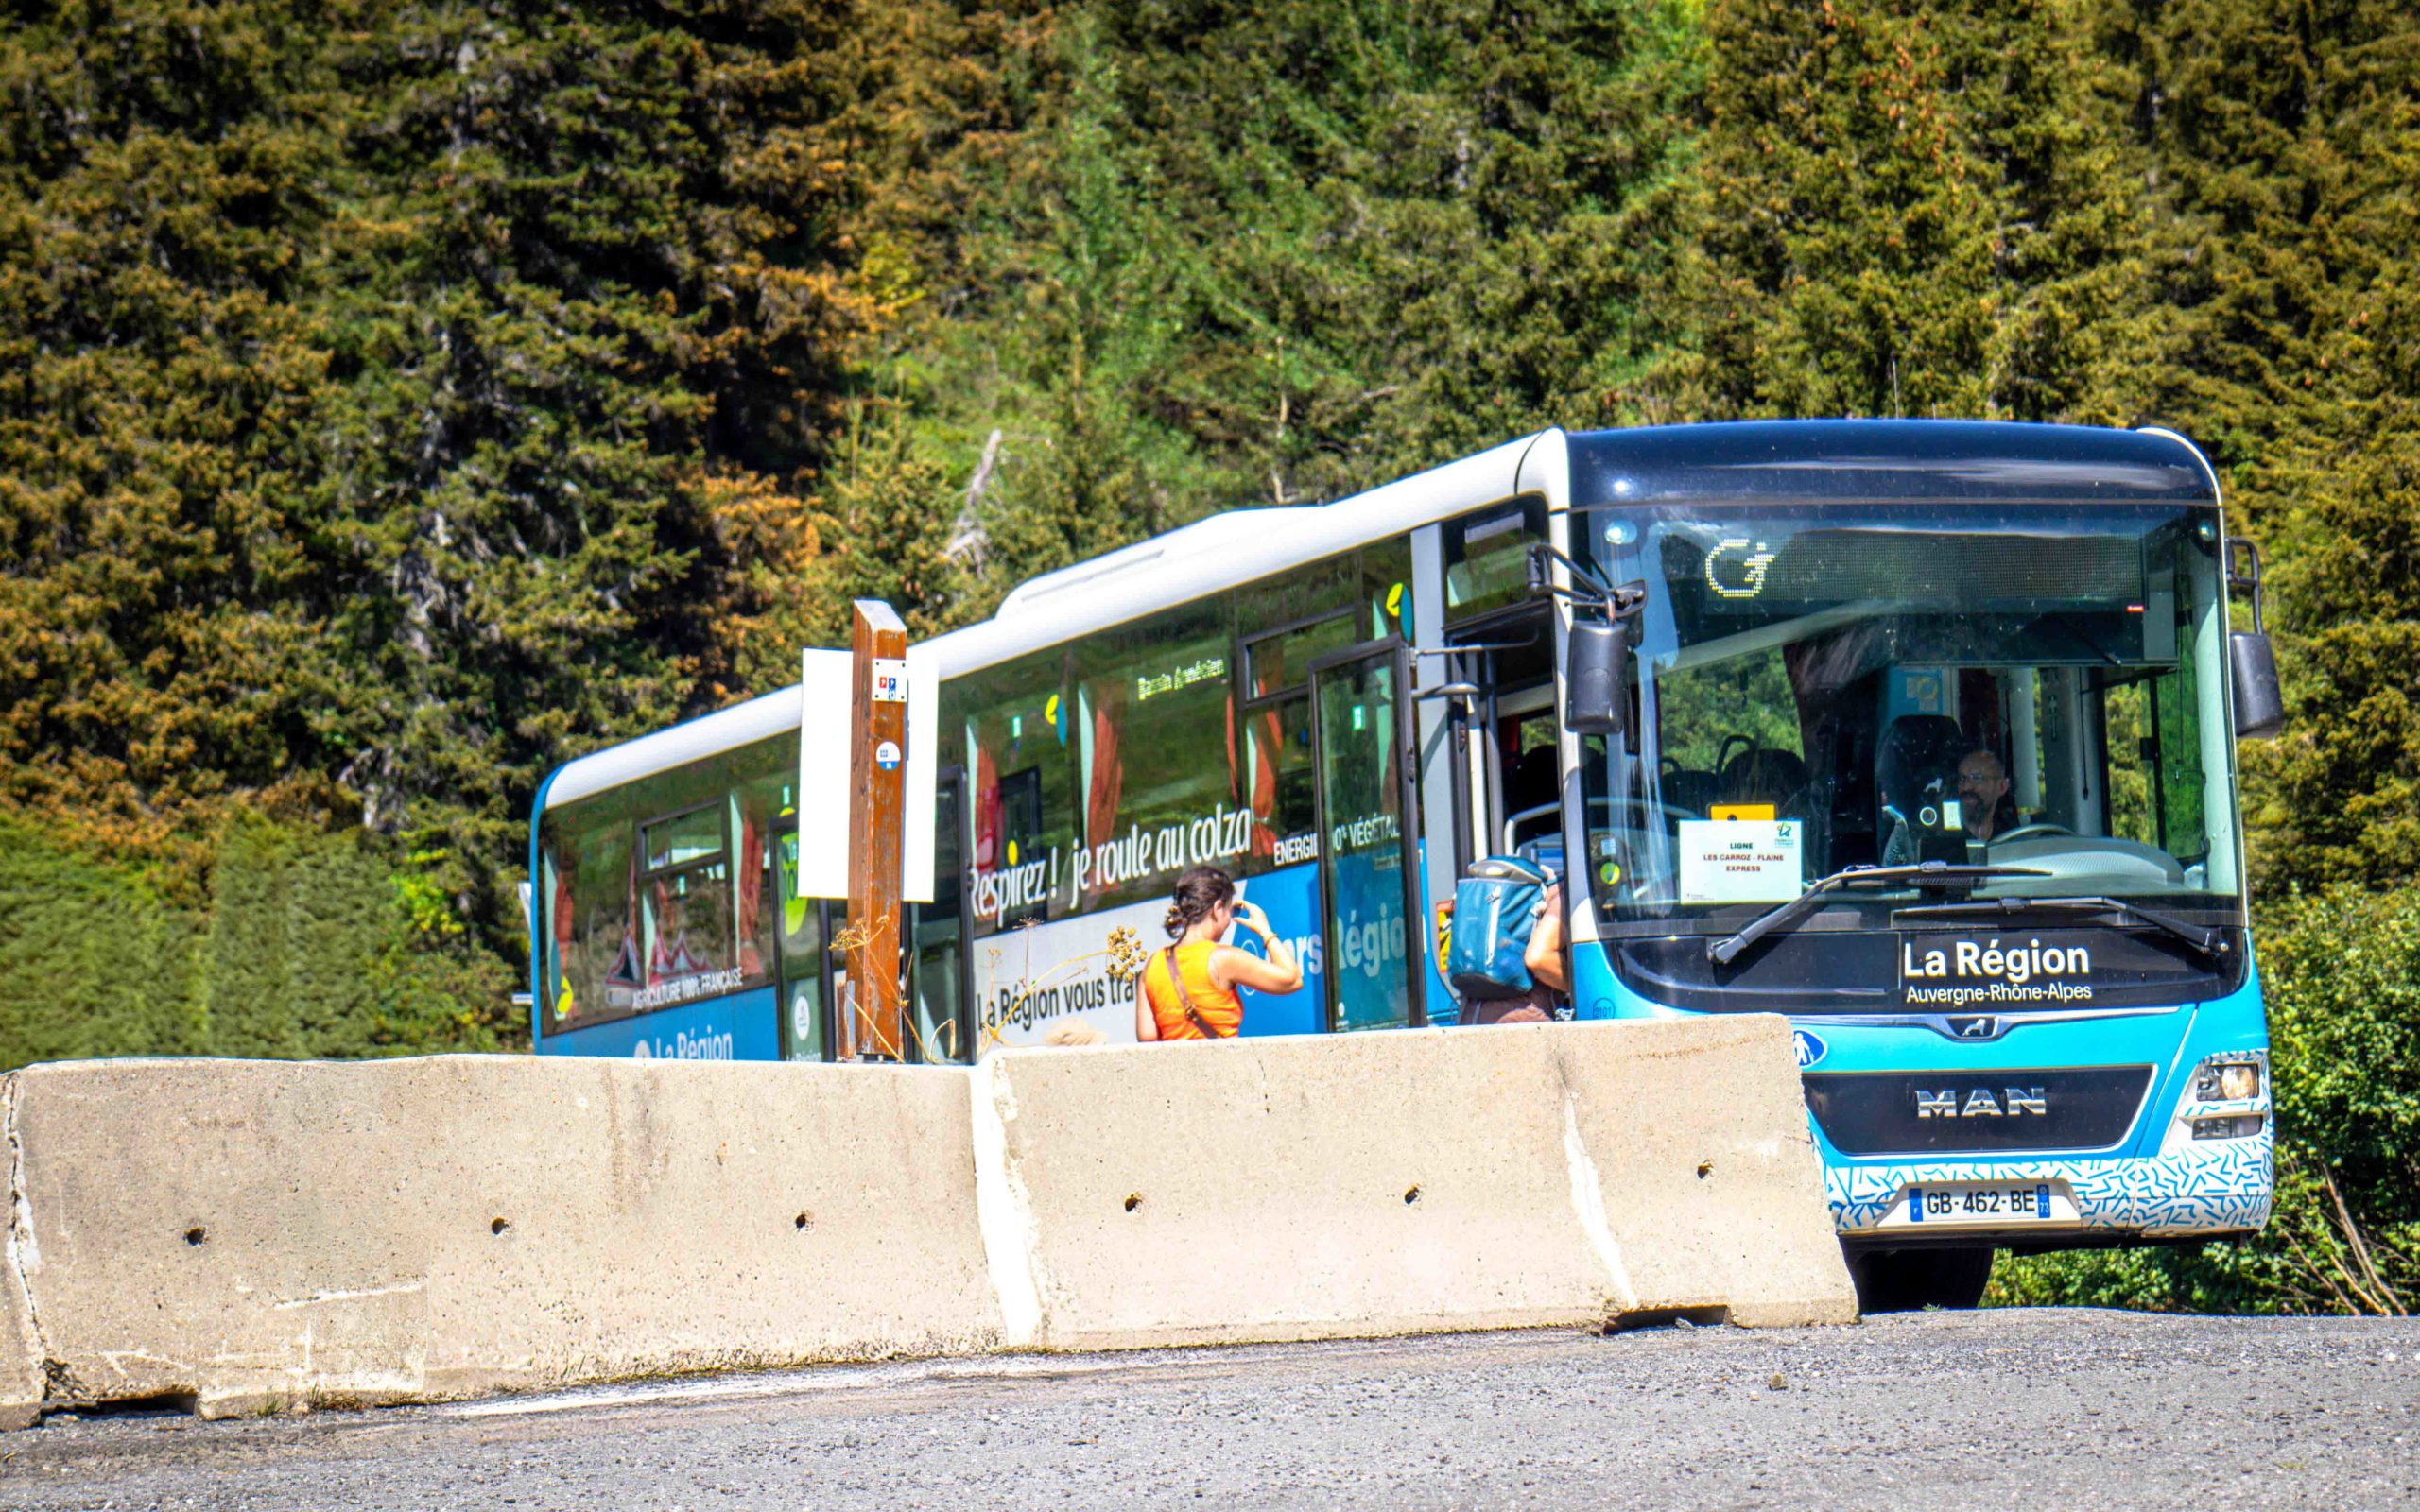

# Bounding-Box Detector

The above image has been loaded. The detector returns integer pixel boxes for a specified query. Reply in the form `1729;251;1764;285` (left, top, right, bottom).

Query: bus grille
1803;1067;2154;1157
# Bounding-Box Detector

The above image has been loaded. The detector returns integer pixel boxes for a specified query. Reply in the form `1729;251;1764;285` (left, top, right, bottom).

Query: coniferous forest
3;0;2415;1312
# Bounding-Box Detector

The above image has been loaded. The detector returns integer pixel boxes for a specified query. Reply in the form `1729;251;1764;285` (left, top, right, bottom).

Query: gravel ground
1;1308;2414;1510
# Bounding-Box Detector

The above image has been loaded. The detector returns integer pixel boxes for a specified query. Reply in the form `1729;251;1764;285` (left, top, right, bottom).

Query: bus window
1589;502;2235;919
544;800;638;1027
735;778;786;986
1239;695;1317;869
642;804;722;871
639;803;735;989
959;647;1077;934
1070;595;1236;913
1359;535;1413;642
908;770;969;1063
773;827;825;1060
1442;496;1545;624
1243;610;1355;701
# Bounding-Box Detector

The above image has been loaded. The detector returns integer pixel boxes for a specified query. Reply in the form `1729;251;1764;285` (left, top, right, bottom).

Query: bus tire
1847;1246;1996;1313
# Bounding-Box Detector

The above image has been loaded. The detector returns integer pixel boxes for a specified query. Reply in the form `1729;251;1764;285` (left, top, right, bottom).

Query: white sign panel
904;644;938;902
796;646;939;903
869;657;908;703
1677;818;1804;904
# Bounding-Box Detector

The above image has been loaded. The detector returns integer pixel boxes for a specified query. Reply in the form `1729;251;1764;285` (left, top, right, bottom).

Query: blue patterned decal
1826;1133;2273;1235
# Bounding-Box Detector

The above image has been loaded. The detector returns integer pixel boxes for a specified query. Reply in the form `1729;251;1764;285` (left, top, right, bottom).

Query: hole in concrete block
183;1227;207;1247
794;1211;814;1231
1123;1194;1142;1213
490;1217;511;1236
1403;1186;1422;1205
1696;1161;1714;1179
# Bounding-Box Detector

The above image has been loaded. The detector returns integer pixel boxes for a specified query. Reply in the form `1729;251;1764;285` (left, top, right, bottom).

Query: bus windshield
1578;502;2242;933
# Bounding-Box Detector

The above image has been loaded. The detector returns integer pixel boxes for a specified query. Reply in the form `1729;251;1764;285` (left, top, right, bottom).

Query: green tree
1665;0;2161;422
904;0;1703;612
2119;0;2420;891
310;0;894;952
0;0;353;859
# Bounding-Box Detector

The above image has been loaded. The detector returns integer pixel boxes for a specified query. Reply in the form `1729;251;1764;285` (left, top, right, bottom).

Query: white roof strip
538;431;1552;816
543;684;802;811
928;432;1547;679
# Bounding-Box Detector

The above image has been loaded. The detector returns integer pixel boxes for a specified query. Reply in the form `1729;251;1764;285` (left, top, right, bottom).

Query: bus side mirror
1565;620;1628;737
2230;631;2285;740
2225;536;2286;740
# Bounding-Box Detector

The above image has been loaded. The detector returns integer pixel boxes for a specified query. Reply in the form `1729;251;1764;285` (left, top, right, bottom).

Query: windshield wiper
1707;862;2048;968
1893;894;2226;961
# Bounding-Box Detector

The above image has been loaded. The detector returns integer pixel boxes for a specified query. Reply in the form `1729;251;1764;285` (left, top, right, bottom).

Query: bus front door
1308;640;1425;1031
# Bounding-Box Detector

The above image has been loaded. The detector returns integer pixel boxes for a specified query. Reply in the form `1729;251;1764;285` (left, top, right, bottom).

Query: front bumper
1825;1127;2273;1240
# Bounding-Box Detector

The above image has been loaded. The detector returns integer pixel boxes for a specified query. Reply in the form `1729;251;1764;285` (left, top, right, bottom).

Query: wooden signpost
840;599;908;1061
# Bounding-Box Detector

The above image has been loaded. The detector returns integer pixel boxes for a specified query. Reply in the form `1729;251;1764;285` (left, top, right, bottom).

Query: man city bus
527;421;2282;1311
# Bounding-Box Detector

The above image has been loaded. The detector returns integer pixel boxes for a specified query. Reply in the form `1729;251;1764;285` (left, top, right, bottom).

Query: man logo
1914;1087;2048;1118
1792;1028;1827;1069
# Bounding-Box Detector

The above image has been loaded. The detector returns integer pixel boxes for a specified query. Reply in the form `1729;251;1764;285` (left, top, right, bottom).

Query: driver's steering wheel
1991;822;2074;843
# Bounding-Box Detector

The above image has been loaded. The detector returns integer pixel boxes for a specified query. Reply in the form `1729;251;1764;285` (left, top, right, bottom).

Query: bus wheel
1848;1246;1996;1313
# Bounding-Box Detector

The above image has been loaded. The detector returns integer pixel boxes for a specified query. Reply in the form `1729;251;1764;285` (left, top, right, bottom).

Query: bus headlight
2193;1057;2264;1102
2163;1052;2271;1156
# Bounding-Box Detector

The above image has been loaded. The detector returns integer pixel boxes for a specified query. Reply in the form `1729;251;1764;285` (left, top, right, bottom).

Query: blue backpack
1445;855;1555;1004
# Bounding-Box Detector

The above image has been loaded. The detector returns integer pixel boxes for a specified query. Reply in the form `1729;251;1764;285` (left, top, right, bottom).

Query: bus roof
921;430;1552;679
1566;421;2219;508
537;421;2221;815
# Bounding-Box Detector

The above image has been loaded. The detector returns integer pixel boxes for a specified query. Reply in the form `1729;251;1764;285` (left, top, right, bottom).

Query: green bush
0;813;519;1072
1993;884;2420;1314
0;817;208;1066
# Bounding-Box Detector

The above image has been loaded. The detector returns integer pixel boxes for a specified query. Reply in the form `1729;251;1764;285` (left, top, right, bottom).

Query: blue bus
530;421;2278;1308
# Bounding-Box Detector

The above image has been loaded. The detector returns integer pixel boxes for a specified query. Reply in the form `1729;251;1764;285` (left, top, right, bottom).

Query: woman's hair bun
1163;866;1236;939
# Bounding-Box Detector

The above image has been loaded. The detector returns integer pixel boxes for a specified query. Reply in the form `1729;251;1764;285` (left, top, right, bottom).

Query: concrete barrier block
8;1055;998;1418
0;1074;43;1429
977;1016;1853;1351
1553;1016;1858;1329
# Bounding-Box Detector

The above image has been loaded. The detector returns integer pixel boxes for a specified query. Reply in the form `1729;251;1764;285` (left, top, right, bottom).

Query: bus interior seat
1718;747;1806;812
1659;763;1720;817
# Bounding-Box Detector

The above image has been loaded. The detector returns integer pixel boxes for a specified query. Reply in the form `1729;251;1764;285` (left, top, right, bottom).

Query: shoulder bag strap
1163;945;1228;1040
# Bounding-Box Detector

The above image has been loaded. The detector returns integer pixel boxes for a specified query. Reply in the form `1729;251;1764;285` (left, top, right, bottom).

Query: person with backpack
1458;882;1568;1025
1135;866;1304;1040
1445;854;1571;1025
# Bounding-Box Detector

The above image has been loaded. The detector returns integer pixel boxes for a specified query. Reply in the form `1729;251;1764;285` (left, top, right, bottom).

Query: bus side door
1308;639;1425;1031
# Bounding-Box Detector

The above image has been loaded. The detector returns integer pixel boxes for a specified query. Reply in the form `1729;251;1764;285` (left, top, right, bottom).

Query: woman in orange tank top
1135;867;1304;1041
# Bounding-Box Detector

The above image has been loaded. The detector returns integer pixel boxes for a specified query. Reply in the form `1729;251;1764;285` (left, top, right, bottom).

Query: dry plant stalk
2275;1152;2410;1317
830;909;902;1058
